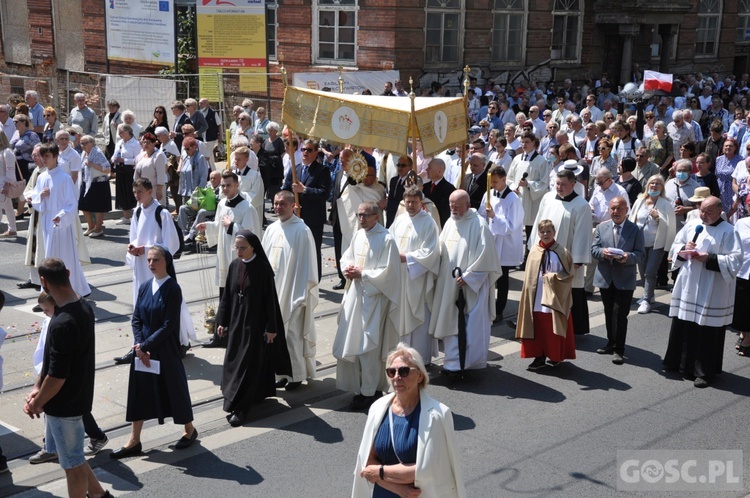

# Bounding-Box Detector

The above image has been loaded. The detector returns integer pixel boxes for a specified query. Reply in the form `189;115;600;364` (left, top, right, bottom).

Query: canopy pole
409;77;418;173
459;65;471;191
280;57;300;213
338;66;344;93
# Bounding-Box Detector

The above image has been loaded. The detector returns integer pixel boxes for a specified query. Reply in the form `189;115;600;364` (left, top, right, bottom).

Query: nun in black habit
217;230;292;427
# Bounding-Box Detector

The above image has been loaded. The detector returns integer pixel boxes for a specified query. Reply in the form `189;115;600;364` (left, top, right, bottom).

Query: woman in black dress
111;245;197;459
216;230;292;427
144;106;169;136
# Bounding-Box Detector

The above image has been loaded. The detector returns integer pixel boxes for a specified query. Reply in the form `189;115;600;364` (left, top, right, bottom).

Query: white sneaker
29;449;58;464
638;301;651;314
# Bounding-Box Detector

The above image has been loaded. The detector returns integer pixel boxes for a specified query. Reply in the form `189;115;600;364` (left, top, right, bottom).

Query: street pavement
1;191;749;497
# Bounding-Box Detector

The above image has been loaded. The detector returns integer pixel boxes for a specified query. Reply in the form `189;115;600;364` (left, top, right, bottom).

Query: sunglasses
301;147;315;152
397;163;409;167
386;366;416;378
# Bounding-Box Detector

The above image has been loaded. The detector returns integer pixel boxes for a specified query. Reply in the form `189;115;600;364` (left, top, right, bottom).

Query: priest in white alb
388;185;441;364
430;190;501;378
337;164;387;252
196;170;260;348
664;196;742;388
333;201;401;411
262;191;318;390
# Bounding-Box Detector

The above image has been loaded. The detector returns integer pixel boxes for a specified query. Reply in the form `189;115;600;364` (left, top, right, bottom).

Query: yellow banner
281;87;468;157
199;68;222;102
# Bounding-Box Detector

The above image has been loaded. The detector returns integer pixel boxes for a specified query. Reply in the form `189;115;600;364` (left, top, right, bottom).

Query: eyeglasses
233;245;251;251
240;117;248;121
301;147;315;153
397;163;409;167
599;147;610;150
386;366;416;378
155;110;164;114
605;116;614;120
635;154;644;158
43;114;52;117
356;213;376;218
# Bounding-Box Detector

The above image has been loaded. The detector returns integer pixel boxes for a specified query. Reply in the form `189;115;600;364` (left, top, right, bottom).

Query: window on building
266;0;277;60
738;0;750;42
314;0;357;65
650;25;678;61
696;0;722;56
492;0;525;64
551;0;582;62
425;0;462;65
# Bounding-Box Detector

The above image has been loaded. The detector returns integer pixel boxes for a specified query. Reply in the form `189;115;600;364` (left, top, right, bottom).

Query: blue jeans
45;414;85;470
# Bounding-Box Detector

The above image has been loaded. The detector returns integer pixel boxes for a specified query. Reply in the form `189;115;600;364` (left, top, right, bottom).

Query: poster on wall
197;0;267;95
105;0;175;66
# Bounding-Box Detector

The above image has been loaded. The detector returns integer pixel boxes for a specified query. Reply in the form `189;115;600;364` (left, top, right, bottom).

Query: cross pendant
238;291;243;303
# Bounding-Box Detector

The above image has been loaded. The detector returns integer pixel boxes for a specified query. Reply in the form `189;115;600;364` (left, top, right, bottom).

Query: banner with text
105;0;175;66
292;71;400;95
197;0;267;95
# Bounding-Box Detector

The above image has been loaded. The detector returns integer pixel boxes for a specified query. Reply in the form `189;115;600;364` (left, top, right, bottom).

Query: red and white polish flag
643;71;673;92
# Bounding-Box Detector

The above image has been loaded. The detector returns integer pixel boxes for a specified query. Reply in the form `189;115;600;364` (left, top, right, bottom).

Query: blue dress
373;402;421;497
714;154;742;213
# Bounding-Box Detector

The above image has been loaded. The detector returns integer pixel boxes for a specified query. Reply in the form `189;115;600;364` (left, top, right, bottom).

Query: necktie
302;165;309;183
430;182;436;194
522;153;527;161
613;224;620;246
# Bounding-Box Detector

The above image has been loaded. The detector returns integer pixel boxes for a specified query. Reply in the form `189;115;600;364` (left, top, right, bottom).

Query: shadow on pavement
142;450;264;486
535;362;631;391
278;409;344;444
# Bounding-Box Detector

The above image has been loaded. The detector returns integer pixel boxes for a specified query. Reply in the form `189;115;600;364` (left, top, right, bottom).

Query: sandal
0;231;16;238
738;345;750;357
736;334;745;350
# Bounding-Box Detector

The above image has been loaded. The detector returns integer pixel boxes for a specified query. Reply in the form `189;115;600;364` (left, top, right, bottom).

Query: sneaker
84;435;109;455
638;301;651;314
29;449;58;464
116;217;130;225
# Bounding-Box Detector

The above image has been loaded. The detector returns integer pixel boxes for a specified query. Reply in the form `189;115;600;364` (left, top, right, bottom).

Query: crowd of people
1;70;750;495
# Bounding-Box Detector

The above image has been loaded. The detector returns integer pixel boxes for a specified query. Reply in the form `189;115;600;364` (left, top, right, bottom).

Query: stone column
659;24;678;74
619;24;640;86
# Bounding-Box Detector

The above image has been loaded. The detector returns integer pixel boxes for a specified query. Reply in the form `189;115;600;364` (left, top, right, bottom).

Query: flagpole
459;65;470;191
280;57;300;213
409;77;418;173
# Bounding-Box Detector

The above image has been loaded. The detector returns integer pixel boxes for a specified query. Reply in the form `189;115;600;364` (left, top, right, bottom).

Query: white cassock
262;215;319;383
507;151;549;226
27;166;91;296
373;149;397;185
333;223;401;397
127;201;180;304
669;219;742;327
388;209;441;362
395;197;441;232
337;183;387;252
235;165;265;220
204;195;260;287
430;209;501;371
479;186;525;267
530;191;593;288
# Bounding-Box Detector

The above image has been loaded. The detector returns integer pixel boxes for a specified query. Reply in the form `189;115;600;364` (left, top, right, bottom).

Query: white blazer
352;390;466;498
629;195;676;250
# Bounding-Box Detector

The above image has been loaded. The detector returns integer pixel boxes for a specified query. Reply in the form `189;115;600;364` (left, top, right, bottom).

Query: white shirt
589;181;630;224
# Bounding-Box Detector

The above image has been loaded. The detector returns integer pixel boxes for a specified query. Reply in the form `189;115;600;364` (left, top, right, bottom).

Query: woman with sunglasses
215;230;291;427
354;343;466;498
41;107;62;144
235;112;254;141
642;112;656;141
144;106;169;136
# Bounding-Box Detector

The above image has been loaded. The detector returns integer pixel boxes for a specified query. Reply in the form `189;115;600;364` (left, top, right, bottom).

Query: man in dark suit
169;101;192;152
423;158;455;227
282;139;332;280
464;153;489;209
329;149;356;289
591;196;645;364
385;155;412;227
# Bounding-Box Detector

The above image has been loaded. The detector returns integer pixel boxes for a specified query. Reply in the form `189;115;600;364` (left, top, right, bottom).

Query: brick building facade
0;1;748;110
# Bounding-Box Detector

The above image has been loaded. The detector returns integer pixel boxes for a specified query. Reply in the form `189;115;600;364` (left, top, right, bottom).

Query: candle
486;172;492;210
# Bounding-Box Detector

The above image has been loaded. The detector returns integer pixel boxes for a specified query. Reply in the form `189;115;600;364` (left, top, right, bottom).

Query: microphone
692;224;704;244
522;172;528;180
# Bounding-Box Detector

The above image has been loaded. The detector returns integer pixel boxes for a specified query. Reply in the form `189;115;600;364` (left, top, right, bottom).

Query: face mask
69;134;75;142
648;189;660;197
676;172;689;182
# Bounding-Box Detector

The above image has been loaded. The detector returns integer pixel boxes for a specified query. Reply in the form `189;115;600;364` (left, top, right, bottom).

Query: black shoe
612;353;624;365
110;442;142;459
596;347;614;355
694;377;709;388
527;357;548;371
350;392;382;410
17;280;41;290
285;381;303;391
229;412;246;427
203;337;227;348
275;379;288;389
179;344;191;358
32;305;43;313
441;369;463;381
175;429;198;449
332;280;346;290
113;349;134;365
547;360;561;367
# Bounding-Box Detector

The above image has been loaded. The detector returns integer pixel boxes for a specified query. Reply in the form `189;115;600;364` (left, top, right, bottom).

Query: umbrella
452;267;467;372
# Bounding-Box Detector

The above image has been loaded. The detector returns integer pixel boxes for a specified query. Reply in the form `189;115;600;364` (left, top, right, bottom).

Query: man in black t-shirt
24;259;111;498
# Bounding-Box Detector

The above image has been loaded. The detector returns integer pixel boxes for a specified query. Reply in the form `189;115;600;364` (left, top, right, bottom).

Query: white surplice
479;186;525;266
507;152;549;226
262;215;319;382
235;165;265;222
204;195;260;287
